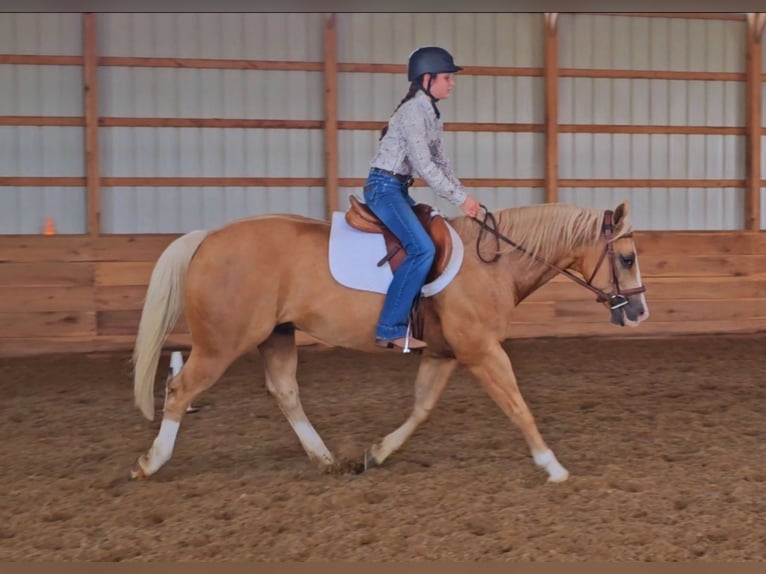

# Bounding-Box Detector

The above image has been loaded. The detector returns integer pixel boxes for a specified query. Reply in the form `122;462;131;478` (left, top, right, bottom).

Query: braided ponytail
379;82;421;140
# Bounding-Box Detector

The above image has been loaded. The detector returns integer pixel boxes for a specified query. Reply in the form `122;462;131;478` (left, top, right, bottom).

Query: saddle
344;195;453;282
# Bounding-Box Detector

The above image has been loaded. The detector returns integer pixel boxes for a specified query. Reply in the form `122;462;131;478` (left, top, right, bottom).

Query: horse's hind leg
366;355;458;468
131;349;236;479
259;326;335;468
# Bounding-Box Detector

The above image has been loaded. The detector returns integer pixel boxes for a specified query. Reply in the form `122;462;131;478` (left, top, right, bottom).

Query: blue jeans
363;169;435;340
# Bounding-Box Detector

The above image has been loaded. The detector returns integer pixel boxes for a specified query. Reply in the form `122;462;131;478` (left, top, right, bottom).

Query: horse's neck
503;243;579;305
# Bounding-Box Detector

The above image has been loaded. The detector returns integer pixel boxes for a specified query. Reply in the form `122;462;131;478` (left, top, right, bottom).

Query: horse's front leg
464;342;569;482
366;354;458;468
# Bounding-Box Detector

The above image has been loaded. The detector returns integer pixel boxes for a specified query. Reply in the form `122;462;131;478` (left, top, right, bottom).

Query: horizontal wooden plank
1;116;749;136
98;56;323;71
559;179;745;188
0;177;85;186
341;121;546;133
2;178;756;189
0;236;93;262
0;330;323;358
1;232;764;262
0;54;82;65
97;309;188;336
100;177;326;187
95;285;148;311
0;262;93;287
0;311;96;338
0;116;84;126
0;286;94;312
593;13;746;21
506;318;766;340
528;275;766;302
551;298;766;323
0;235;180;263
337;63;543;77
635;231;766;255
90;235;177;262
100;117;323;129
559;125;745;135
341;178;546;188
639;254;766;277
560;68;744;81
1;319;763;358
94;262;155;287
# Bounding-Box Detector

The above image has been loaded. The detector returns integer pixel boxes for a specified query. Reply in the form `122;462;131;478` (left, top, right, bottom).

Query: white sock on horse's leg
290;420;335;465
533;449;569;482
143;418;180;475
168;351;198;414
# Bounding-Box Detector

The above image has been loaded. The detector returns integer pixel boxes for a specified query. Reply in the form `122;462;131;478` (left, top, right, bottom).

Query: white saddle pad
328;210;464;297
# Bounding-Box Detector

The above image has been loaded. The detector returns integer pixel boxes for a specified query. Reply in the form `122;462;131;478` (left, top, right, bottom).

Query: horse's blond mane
451;203;631;263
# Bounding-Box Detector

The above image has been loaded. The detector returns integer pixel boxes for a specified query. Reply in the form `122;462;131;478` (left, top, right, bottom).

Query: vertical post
544;13;559;204
323;13;339;220
83;13;101;237
744;14;763;231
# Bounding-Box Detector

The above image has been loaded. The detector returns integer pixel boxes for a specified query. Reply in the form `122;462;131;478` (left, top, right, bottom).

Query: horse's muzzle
609;295;628;326
609;294;645;326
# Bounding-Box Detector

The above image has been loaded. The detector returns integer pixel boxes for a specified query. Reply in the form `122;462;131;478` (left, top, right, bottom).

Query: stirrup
375;324;427;353
375;336;427;353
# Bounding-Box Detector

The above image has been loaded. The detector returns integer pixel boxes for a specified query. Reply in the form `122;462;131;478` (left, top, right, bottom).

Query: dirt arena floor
1;332;765;561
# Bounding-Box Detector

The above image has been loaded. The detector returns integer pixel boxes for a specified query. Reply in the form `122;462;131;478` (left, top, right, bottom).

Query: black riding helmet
407;46;463;82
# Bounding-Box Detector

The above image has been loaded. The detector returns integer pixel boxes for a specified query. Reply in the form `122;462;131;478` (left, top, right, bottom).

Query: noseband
472;207;646;311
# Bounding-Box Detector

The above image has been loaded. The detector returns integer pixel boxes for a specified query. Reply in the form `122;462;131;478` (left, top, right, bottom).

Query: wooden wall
2;230;766;358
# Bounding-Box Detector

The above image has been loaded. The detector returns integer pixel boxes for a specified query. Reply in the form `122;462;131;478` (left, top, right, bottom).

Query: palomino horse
131;201;648;482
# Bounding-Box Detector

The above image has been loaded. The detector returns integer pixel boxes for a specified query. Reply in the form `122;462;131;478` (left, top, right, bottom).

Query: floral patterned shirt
370;90;467;207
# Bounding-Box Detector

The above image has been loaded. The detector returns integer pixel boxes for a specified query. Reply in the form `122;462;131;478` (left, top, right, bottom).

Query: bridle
471;206;646;312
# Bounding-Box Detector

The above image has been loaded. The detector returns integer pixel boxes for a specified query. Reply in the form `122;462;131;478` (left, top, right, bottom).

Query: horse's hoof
129;457;148;480
547;469;570;483
363;450;381;472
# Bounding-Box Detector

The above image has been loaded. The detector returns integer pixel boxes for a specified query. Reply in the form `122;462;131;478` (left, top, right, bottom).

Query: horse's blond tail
132;229;208;421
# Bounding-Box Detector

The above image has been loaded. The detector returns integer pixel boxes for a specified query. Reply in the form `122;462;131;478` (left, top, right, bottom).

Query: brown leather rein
471;206;646;311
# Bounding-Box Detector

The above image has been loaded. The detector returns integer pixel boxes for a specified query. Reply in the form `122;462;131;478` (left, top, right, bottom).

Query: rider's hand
460;195;481;218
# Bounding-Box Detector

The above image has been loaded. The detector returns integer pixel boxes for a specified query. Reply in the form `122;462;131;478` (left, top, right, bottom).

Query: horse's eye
620;254;635;268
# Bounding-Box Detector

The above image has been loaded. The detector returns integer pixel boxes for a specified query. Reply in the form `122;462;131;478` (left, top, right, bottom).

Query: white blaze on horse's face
610;235;649;326
581;202;649;327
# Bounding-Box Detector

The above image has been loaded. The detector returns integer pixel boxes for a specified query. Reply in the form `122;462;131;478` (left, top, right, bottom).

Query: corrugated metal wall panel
96;13;326;233
97;13;324;60
559;187;744;231
336;74;543;123
99;128;323;177
0;125;85;234
98;68;323;120
559;134;744;180
559;15;744;72
0;13;758;234
0;127;84;176
761;129;766;228
762;33;766;227
0;13;82;55
559;79;744;126
0;14;85;235
557;13;747;230
101;186;325;233
0;65;83;115
336;13;543;66
0;188;86;234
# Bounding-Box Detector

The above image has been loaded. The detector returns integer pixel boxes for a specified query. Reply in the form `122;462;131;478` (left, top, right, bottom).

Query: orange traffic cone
43;217;56;235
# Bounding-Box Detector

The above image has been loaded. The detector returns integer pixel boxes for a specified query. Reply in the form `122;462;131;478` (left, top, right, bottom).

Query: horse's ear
614;201;630;229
